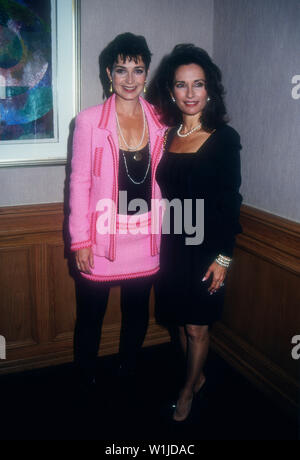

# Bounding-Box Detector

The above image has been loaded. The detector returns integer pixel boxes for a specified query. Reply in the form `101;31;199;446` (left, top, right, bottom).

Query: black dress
155;125;242;326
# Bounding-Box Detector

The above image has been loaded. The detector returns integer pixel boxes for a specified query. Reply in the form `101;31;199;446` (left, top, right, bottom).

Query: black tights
74;275;153;382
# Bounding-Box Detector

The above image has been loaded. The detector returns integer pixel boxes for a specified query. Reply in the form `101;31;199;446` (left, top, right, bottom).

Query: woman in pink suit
69;33;165;387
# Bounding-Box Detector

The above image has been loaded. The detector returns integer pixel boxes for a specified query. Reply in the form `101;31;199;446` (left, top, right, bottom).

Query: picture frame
0;0;81;167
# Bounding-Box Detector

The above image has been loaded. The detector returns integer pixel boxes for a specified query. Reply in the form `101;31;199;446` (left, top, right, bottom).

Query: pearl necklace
116;103;146;151
177;123;202;137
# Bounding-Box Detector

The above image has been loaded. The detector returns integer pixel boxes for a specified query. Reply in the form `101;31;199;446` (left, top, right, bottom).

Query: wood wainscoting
0;203;169;375
0;203;299;413
211;205;300;414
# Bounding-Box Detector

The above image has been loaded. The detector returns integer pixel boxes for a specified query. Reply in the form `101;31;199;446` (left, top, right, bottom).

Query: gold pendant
133;152;142;161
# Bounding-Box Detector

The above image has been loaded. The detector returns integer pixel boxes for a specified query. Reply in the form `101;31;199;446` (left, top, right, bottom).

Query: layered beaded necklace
116;102;151;184
116;103;146;152
121;145;151;185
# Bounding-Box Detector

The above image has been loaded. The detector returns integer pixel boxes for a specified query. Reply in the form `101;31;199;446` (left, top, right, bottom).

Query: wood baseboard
211;322;299;415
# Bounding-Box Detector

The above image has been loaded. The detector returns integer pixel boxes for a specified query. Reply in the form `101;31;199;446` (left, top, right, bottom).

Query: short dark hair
99;32;152;99
147;44;228;130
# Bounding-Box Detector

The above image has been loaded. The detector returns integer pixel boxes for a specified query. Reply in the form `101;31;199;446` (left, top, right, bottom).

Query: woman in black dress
152;44;242;421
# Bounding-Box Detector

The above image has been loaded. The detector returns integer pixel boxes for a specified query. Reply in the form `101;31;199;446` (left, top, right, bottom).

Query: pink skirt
81;212;160;282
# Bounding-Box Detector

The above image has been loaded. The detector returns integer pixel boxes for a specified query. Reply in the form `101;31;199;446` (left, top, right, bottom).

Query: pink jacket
69;94;165;273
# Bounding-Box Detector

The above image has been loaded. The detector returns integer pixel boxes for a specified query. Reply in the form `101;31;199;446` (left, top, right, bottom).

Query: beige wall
80;0;214;109
2;0;300;224
0;0;214;207
214;0;300;222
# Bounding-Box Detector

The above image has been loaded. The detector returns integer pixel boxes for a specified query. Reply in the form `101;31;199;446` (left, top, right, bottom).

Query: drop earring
207;97;210;102
109;80;113;93
144;82;147;94
171;96;176;103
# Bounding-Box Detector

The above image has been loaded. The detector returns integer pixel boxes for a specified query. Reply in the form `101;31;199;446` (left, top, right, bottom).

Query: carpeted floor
0;343;298;440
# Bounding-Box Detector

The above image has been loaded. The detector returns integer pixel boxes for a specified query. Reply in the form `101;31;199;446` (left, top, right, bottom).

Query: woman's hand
202;261;227;294
75;248;94;274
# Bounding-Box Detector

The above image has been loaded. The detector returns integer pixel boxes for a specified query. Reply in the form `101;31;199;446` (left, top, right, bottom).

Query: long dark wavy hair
147;44;228;131
99;32;152;99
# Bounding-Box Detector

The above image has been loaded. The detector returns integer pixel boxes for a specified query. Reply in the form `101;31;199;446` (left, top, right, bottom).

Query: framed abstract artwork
0;0;80;166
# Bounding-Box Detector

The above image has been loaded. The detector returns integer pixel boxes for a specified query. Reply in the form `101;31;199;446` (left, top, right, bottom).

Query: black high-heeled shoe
117;364;136;378
172;393;194;422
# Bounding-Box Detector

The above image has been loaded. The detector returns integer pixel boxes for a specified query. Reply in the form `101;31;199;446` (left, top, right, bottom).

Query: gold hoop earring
109;80;113;93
